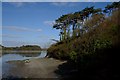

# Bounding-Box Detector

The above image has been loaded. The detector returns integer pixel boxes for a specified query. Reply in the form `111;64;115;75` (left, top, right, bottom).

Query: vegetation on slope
47;2;120;79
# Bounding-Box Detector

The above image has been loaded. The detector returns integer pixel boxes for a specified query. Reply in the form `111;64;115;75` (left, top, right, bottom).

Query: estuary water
0;51;47;78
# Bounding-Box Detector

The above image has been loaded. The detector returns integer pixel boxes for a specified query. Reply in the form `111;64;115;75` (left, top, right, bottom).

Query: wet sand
4;58;67;78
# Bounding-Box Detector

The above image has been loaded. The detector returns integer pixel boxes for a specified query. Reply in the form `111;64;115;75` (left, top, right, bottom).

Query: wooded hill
47;2;120;79
48;2;120;60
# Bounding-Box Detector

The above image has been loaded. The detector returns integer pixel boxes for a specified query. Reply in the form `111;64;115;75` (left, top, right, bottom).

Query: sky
2;0;119;2
1;2;112;48
0;2;1;47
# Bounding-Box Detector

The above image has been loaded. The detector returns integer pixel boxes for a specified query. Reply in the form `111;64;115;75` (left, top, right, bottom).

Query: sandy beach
4;58;67;78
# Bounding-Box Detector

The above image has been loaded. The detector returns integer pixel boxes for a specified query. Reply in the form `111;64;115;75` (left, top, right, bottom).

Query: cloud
2;40;42;47
44;21;55;26
38;34;55;39
10;2;24;7
51;2;67;6
51;2;79;7
3;26;42;32
6;2;37;7
2;40;26;47
0;26;2;29
1;34;21;38
52;0;79;2
36;29;42;32
3;0;119;2
3;0;79;2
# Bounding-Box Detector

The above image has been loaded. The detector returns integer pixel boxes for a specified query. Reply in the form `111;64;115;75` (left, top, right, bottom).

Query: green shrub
94;39;112;51
69;51;77;62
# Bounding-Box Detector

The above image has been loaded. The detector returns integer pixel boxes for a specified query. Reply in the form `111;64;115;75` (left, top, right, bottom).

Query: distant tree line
1;45;41;51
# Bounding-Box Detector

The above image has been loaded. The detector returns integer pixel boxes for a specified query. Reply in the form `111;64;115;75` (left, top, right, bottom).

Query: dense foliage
47;2;120;78
48;2;120;60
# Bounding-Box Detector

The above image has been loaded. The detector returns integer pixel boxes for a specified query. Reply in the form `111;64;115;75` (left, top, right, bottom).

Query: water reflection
3;52;40;58
2;51;47;61
1;51;47;78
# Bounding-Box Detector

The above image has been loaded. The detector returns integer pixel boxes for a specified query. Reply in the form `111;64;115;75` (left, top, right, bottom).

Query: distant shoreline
2;50;43;53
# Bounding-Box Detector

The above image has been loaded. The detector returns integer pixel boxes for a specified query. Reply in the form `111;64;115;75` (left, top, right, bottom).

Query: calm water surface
0;51;47;78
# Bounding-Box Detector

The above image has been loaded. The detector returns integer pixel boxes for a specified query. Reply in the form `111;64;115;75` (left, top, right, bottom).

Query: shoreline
4;57;67;78
2;50;43;53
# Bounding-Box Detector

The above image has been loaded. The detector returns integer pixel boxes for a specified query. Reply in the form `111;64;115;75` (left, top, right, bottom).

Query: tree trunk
63;27;67;40
72;24;76;38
